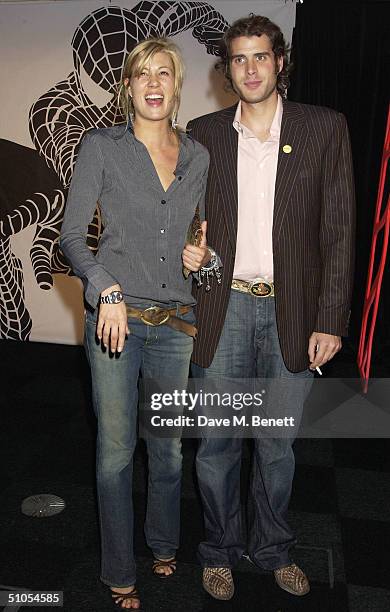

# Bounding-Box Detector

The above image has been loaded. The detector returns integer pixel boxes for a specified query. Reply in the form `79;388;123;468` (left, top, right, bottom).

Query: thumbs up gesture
182;220;211;273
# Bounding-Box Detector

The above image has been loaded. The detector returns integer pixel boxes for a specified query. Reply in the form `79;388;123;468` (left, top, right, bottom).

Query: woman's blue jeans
84;304;194;588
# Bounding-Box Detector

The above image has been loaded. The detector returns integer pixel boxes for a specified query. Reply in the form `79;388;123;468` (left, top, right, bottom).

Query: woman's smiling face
126;51;176;124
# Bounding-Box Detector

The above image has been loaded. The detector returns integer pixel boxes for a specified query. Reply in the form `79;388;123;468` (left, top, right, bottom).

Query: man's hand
182;221;210;272
308;331;342;370
97;284;129;353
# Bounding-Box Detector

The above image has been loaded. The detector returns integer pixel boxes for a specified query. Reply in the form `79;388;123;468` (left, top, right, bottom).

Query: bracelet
201;248;218;271
196;248;222;292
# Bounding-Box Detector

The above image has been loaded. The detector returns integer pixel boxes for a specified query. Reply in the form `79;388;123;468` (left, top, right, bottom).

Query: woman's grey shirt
60;125;209;308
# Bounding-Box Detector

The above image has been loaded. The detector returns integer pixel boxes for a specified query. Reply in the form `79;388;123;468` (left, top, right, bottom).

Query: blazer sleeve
315;112;356;336
187;119;209;223
60;131;119;308
197;158;209;224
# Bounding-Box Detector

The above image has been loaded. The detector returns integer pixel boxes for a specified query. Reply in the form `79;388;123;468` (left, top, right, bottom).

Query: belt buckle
140;306;170;326
250;279;272;297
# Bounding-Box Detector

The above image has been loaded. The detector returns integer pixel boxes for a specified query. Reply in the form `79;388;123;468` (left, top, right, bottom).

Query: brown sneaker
274;563;310;596
202;567;234;600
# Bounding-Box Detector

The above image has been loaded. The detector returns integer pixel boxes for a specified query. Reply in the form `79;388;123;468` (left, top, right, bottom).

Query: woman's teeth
145;94;164;106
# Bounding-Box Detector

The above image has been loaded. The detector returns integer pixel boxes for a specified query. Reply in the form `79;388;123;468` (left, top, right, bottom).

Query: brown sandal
111;586;141;609
152;557;177;578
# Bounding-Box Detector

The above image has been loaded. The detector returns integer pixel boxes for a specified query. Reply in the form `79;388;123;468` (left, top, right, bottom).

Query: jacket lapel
273;101;308;245
212;105;239;250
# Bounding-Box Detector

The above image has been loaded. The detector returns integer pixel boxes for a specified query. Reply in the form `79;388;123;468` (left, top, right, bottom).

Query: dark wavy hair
216;14;291;98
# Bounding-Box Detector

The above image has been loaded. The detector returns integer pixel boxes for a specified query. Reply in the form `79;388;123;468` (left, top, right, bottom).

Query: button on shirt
233;95;283;282
60;125;209;308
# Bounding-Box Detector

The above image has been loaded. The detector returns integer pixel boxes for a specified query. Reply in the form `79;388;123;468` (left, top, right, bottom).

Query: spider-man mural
0;1;228;340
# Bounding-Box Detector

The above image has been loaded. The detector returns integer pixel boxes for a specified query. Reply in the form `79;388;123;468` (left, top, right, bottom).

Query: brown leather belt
231;278;275;297
126;305;197;338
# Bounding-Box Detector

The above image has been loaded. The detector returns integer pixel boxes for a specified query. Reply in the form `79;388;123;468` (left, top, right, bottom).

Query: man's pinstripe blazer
188;100;355;372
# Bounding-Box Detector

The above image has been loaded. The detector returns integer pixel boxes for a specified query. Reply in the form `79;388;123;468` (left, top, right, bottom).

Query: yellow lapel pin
282;144;292;154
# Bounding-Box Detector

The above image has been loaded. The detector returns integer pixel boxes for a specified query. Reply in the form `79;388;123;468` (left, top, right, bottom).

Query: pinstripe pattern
188;100;355;372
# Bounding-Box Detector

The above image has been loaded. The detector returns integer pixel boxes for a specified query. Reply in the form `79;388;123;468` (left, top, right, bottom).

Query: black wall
289;0;390;365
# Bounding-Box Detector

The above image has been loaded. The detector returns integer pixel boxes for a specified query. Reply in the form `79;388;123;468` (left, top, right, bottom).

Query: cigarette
315;366;322;375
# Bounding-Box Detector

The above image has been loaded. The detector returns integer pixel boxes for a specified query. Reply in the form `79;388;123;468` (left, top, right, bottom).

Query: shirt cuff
84;267;120;308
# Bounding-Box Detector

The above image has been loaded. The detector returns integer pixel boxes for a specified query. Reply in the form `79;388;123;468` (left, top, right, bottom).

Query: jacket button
161;283;166;288
160;256;165;262
161;199;166;205
160;228;165;234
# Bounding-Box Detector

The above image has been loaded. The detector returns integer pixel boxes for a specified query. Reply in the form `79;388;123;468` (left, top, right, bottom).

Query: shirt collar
233;94;283;141
127;122;191;172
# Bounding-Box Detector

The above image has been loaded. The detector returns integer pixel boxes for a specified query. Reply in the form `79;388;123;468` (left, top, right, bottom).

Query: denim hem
152;551;177;560
273;560;294;571
249;557;292;572
100;575;137;589
200;563;234;569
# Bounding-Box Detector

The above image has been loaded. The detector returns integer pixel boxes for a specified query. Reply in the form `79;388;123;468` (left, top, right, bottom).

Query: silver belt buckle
249;279;273;297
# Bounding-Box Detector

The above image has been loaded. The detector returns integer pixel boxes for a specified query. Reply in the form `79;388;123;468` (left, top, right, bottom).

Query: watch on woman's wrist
100;290;123;304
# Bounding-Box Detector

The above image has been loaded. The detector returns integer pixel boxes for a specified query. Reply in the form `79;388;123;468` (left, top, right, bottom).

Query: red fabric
358;105;390;391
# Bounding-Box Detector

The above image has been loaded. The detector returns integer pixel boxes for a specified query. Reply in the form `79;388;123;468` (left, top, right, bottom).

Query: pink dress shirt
232;95;283;282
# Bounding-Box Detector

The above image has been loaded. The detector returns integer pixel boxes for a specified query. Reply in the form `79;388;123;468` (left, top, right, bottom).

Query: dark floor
0;339;389;612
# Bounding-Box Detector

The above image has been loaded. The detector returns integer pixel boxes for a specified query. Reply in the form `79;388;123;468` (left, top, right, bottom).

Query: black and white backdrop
0;0;296;345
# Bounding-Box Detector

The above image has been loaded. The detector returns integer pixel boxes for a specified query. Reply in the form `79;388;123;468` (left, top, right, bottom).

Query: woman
61;38;210;609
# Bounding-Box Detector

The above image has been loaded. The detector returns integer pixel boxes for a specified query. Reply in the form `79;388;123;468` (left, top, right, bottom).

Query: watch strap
100;290;123;304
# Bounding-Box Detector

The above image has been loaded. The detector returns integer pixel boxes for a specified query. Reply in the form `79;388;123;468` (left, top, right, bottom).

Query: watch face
111;291;123;303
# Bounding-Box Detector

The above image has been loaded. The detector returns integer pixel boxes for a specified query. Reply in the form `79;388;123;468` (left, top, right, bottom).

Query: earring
171;114;178;130
116;82;124;111
128;92;135;125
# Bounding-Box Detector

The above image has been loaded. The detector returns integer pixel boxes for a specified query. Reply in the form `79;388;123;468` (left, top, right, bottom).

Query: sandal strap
111;587;140;602
153;558;176;568
152;558;177;576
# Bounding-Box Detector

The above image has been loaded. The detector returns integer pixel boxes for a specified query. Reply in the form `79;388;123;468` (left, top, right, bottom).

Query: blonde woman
61;38;210;609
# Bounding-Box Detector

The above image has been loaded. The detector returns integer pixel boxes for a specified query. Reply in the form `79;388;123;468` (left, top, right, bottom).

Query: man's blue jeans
84;304;194;588
192;291;313;571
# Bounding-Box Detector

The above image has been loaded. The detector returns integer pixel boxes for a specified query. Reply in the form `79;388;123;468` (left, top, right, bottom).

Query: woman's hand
182;221;211;272
97;285;129;353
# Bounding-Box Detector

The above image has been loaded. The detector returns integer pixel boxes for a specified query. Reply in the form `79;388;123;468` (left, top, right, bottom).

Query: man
182;14;355;600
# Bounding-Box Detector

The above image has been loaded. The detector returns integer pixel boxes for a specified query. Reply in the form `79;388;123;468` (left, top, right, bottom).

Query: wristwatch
100;290;123;304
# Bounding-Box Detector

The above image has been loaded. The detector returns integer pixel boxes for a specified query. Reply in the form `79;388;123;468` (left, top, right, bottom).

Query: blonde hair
117;37;184;129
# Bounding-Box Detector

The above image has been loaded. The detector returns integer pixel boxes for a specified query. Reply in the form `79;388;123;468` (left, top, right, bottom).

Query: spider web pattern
0;187;101;340
1;1;228;341
29;2;228;186
0;238;31;340
72;2;226;93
